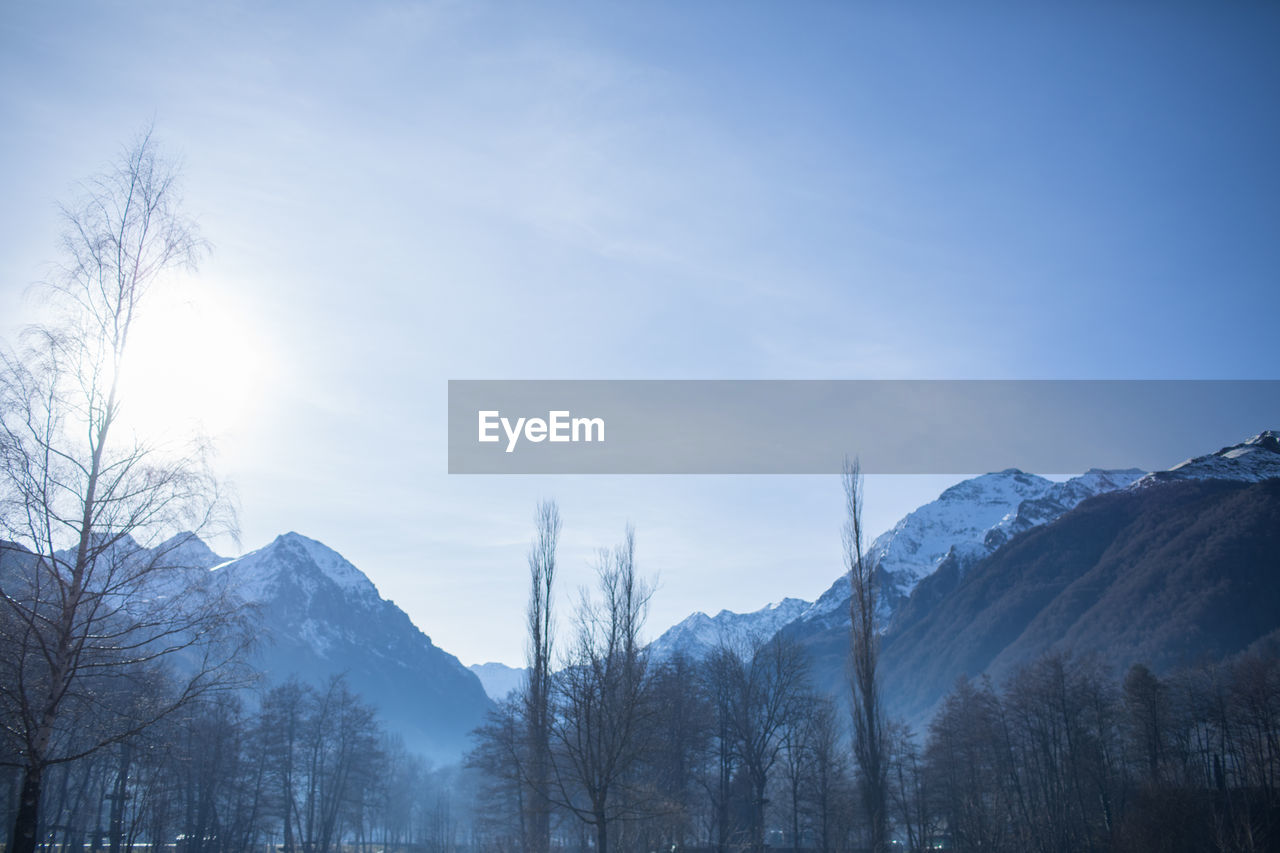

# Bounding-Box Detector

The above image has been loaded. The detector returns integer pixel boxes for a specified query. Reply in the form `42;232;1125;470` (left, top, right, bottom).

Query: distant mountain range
197;429;1280;753
648;598;810;661
650;465;1148;659
654;430;1280;730
8;430;1274;765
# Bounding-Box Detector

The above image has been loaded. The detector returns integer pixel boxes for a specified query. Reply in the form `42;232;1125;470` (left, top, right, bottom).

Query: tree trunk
9;762;43;853
791;774;801;849
109;743;133;853
595;814;608;853
754;776;767;853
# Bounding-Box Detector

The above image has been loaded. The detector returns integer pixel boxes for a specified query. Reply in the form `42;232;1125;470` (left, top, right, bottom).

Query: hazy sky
2;2;1277;666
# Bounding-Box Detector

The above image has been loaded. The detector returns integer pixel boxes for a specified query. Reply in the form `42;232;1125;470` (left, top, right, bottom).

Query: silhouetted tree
549;527;655;853
524;500;559;853
646;653;712;850
0;129;245;853
800;695;849;853
708;633;810;853
844;457;887;852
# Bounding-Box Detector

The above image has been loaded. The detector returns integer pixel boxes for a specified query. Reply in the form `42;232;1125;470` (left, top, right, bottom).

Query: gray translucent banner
447;380;1280;474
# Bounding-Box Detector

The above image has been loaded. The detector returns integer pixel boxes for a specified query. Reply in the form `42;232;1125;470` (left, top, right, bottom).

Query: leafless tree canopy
0;129;246;853
549;526;657;853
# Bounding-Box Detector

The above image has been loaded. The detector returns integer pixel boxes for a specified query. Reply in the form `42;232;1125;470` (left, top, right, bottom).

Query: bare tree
466;500;561;853
646;652;711;850
467;695;530;849
0;129;246;853
525;500;559;853
549;526;655;853
714;632;811;853
801;695;850;853
886;720;934;853
844;457;887;852
259;679;312;853
694;631;811;853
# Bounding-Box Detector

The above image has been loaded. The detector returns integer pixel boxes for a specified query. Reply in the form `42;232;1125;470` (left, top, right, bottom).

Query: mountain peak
1136;429;1280;487
155;531;226;571
936;469;1050;504
267;532;379;597
212;531;380;605
1243;430;1279;451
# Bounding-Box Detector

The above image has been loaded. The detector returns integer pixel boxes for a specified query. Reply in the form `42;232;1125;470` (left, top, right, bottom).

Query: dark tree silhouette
844;457;887;852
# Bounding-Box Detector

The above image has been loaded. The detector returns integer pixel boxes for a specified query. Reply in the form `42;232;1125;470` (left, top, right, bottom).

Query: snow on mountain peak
800;465;1145;628
649;597;811;660
1135;429;1280;487
275;532;378;595
869;469;1054;586
212;532;379;604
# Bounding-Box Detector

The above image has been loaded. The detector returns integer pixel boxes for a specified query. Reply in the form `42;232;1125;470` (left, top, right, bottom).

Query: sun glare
117;279;266;444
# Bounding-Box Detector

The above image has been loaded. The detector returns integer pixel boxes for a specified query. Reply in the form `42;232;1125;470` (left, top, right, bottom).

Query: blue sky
2;2;1277;665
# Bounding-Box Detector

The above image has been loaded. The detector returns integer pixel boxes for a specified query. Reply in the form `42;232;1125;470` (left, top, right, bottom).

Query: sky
2;2;1278;666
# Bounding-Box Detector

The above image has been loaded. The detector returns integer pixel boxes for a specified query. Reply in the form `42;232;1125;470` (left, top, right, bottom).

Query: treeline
470;636;1280;853
469;631;863;852
464;501;1280;853
0;676;473;852
927;649;1280;853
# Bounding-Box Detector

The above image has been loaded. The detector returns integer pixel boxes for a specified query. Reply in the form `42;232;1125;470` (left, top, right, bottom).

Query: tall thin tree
524;500;559;853
844;457;887;852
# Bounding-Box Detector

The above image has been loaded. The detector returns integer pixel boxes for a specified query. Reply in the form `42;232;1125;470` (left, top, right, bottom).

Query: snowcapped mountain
797;467;1146;635
213;531;381;606
469;662;528;702
787;428;1280;728
648;597;811;661
210;532;493;763
649;466;1149;662
982;468;1148;552
876;476;1280;730
1135;430;1280;487
10;529;493;763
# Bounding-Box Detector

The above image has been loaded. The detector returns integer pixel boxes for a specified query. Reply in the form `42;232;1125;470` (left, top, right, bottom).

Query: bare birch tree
0;129;246;853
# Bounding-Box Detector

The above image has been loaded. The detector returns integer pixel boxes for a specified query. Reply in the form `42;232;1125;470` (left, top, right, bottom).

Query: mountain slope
879;477;1280;725
786;431;1280;727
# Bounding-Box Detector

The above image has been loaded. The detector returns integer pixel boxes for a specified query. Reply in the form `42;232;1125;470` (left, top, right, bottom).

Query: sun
116;277;266;445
